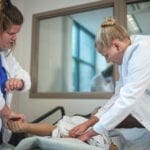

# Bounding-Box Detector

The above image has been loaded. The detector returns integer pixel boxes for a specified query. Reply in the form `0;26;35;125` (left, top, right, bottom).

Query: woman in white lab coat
69;17;150;145
0;0;31;143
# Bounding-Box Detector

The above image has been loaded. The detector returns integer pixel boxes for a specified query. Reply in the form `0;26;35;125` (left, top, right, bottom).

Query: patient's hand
77;128;98;142
69;122;88;138
69;116;98;138
7;120;28;133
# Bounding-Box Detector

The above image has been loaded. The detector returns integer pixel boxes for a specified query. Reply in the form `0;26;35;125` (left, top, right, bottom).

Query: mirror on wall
30;1;116;98
30;0;150;99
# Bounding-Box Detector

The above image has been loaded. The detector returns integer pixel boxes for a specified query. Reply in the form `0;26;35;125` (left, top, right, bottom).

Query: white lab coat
0;50;31;142
93;35;150;134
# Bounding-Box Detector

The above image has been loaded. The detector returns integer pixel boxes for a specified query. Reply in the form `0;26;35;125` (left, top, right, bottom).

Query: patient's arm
7;120;56;136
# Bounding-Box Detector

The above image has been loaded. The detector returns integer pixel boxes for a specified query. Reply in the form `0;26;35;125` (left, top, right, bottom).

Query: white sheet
0;143;15;150
15;136;101;150
117;128;150;150
9;128;150;150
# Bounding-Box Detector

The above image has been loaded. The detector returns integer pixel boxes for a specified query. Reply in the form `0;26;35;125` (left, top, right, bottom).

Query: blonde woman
69;17;150;147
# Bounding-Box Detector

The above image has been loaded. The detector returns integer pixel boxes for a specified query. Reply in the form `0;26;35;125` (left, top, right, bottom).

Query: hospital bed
8;106;150;150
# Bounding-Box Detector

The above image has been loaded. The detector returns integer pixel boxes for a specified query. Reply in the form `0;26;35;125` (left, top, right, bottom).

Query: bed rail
32;106;65;124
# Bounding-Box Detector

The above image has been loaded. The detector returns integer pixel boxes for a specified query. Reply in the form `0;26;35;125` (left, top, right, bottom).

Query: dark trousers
0;131;2;144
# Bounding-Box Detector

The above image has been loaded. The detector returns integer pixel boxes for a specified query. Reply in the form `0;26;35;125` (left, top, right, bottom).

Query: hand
4;111;25;128
1;104;25;128
77;128;98;142
7;120;28;133
69;116;98;138
69;122;88;138
8;111;25;121
5;78;24;92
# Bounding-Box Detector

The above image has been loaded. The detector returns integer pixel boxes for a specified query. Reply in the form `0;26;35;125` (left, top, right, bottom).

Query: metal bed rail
32;106;65;124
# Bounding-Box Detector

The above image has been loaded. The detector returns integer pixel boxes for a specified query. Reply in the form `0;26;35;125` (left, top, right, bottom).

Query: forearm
0;104;11;118
25;123;56;136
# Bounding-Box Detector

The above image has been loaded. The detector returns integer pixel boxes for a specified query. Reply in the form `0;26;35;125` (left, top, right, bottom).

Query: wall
11;0;108;122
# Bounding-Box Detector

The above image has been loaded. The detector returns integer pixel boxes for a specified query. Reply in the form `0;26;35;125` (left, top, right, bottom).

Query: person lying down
7;115;120;150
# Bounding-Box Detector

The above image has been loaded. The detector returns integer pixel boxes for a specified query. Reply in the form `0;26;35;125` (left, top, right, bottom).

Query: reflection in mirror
127;1;150;34
37;7;114;94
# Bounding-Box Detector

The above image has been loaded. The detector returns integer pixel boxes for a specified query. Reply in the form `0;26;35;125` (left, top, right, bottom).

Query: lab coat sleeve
94;80;121;118
93;43;150;134
0;93;5;110
8;53;31;92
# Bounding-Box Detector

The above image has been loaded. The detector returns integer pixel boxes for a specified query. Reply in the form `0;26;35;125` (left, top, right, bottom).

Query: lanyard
0;55;8;100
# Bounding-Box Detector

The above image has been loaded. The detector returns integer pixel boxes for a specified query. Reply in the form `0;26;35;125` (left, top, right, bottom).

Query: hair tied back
101;17;116;27
0;0;4;12
5;0;12;9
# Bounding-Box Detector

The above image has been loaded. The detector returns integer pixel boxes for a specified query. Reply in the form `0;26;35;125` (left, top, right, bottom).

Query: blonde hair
95;17;129;52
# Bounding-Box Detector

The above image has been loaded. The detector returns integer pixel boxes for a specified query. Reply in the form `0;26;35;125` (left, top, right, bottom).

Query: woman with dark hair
0;0;31;144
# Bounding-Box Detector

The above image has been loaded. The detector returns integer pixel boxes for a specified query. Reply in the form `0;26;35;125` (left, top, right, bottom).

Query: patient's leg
7;120;56;136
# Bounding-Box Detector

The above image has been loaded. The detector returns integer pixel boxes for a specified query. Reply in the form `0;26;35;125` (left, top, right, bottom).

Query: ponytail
0;0;5;30
0;0;23;32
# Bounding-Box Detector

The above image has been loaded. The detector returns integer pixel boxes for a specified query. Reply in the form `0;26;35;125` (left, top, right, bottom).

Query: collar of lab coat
0;51;10;74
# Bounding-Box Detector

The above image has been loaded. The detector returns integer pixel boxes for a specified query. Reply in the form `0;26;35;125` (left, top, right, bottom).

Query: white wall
11;0;108;122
